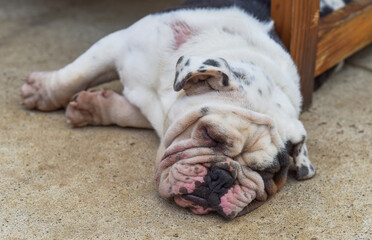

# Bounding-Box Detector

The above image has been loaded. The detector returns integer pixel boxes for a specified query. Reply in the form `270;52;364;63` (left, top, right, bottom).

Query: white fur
104;8;302;140
43;6;311;166
321;0;347;11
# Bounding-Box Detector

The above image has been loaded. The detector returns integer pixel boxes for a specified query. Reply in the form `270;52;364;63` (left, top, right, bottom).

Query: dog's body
20;0;349;219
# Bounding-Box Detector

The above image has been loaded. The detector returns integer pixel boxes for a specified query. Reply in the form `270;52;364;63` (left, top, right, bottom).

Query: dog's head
155;56;291;219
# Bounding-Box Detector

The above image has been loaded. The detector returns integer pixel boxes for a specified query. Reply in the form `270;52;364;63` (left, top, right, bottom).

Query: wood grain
290;0;319;110
271;0;293;50
315;0;372;76
271;0;319;110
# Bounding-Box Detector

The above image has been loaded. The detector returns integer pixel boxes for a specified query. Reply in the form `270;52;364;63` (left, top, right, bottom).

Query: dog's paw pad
20;72;60;111
66;90;111;127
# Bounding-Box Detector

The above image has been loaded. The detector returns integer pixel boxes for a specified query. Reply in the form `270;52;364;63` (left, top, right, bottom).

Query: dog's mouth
156;144;268;219
182;194;208;206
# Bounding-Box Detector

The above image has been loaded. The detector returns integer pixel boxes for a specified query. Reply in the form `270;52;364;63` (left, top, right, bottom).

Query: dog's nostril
207;167;234;191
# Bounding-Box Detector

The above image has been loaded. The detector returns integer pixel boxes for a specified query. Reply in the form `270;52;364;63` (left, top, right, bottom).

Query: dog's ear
173;56;237;95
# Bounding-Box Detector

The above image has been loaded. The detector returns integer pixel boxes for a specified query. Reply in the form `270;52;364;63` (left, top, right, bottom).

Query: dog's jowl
21;0;350;219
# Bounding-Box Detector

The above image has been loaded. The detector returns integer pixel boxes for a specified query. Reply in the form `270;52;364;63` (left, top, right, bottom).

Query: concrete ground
0;0;371;239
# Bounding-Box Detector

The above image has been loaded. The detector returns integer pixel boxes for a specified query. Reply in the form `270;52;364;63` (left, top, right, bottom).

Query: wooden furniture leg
271;0;320;111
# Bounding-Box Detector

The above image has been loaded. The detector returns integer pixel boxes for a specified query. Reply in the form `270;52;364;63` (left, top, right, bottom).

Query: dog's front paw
295;160;316;180
20;72;62;111
294;144;316;180
66;90;112;127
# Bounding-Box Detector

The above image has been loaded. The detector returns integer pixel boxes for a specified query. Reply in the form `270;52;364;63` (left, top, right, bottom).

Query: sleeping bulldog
20;0;349;219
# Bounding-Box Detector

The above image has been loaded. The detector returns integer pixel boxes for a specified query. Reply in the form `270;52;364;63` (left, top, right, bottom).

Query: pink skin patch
219;184;256;217
167;162;208;195
171;21;193;50
157;153;212;197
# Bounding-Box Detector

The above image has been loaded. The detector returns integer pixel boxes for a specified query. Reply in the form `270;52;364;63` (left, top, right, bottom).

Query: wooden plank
271;0;293;50
289;0;320;110
315;0;372;76
271;0;319;110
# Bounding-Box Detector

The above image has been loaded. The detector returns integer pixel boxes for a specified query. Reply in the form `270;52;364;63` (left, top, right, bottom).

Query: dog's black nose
183;167;235;213
206;167;235;192
205;168;234;210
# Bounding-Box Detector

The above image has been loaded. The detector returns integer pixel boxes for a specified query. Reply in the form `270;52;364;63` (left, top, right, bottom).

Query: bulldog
20;0;349;219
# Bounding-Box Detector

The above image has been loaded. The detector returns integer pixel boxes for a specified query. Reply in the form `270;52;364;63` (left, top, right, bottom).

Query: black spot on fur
297;165;309;179
174;81;184;91
258;89;263;96
232;70;245;79
243;79;251;86
289;135;306;158
200;107;209;115
176;56;184;65
222;73;229;86
203;59;220;67
185;59;190;66
174;74;189;91
198;68;207;73
222;27;234;35
185;72;193;80
320;5;334;17
285;141;294;156
220;58;231;71
277;148;291;168
179;187;188;194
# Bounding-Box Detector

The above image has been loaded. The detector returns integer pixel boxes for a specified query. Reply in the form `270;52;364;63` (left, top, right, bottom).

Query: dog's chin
173;184;258;219
174;195;213;215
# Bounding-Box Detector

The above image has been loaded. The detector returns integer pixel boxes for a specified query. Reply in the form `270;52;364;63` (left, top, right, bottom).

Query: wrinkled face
155;56;291;219
156;105;290;219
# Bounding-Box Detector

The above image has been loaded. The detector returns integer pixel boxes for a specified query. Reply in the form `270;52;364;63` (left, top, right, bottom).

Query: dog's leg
20;31;127;111
66;89;151;128
292;141;316;180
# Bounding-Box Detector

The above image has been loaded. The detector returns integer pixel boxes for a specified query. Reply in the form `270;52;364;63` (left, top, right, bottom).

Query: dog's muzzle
156;105;288;219
180;167;235;215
